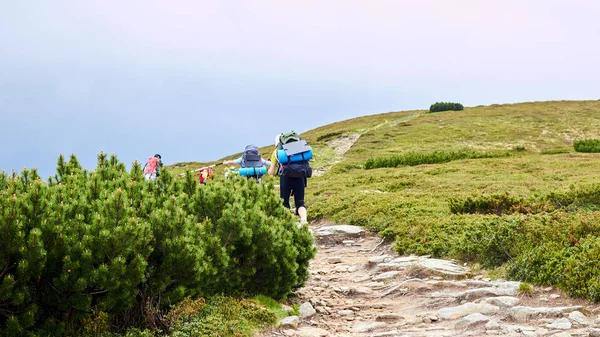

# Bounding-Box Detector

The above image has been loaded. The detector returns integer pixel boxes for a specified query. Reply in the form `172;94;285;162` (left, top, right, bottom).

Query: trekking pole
179;163;222;177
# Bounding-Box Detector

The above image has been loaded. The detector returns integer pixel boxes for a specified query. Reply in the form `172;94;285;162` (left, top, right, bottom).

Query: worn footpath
259;221;600;337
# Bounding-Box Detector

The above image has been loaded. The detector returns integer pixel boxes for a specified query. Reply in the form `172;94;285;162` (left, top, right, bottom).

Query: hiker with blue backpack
143;154;163;181
223;144;271;183
268;132;313;225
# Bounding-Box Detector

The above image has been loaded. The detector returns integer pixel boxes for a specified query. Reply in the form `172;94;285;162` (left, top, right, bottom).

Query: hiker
223;144;271;182
198;166;214;184
143;154;163;181
268;132;313;225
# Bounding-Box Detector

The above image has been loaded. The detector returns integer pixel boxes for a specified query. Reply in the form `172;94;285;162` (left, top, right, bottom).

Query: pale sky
1;0;599;178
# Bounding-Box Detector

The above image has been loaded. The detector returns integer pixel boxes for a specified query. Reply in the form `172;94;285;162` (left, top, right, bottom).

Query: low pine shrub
449;184;600;215
508;242;570;286
429;102;464;113
365;150;510;169
316;131;345;142
0;153;315;336
574;139;600;153
449;193;524;215
509;234;600;302
451;215;528;268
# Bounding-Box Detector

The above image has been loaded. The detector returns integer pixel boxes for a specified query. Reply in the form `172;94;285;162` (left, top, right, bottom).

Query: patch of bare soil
312;134;360;177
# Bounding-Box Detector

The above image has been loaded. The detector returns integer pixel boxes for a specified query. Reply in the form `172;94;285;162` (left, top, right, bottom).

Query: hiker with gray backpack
268;131;313;225
223;144;271;183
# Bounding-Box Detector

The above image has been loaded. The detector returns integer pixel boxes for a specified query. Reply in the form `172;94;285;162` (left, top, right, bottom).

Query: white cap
275;134;281;146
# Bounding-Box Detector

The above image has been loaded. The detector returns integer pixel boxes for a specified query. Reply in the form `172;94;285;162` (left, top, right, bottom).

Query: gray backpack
242;144;262;167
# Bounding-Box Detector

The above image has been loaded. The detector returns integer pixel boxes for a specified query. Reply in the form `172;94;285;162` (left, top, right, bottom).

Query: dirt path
312;134;361;177
259;222;600;337
312;111;420;177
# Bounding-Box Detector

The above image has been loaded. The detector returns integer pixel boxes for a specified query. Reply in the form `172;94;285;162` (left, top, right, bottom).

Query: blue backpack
277;132;312;179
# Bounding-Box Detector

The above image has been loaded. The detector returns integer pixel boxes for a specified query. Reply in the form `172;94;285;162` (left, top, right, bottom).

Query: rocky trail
259;131;600;336
259;222;600;337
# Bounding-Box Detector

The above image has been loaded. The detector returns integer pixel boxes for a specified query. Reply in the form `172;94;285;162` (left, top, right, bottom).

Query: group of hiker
142;131;313;225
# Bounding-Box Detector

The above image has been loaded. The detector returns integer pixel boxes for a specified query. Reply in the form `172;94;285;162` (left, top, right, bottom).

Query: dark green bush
509;234;600;302
449;184;600;215
561;236;600;301
449;193;524;215
574;139;600;153
0;153;314;336
365;151;510;169
316;131;345;142
429;102;464;113
452;216;527;267
508;241;569;286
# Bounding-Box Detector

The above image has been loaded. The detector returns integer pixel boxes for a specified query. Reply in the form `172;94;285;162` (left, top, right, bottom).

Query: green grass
167;100;600;305
103;296;279;337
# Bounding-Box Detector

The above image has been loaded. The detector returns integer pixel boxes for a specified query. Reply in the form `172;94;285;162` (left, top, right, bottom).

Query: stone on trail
509;306;584;322
481;296;520;308
545;317;572;330
327;256;342;264
279;315;300;328
348;286;373;295
374;256;469;276
568;310;592;327
458;287;520;302
315;225;364;237
351;321;388;333
299;302;316;318
437;302;500;320
417;258;469;276
454;312;490;329
485;319;501;330
368;255;393;264
372;270;401;281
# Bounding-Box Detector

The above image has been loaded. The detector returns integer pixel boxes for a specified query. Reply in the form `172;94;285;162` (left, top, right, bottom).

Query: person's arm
262;158;272;166
267;150;277;176
223;157;242;165
268;162;276;176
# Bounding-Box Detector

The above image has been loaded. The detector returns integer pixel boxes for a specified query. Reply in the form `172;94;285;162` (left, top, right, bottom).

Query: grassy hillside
307;100;600;226
172;100;600;301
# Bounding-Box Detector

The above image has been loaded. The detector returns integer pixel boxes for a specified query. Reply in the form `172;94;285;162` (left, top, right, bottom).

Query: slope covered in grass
173;100;600;302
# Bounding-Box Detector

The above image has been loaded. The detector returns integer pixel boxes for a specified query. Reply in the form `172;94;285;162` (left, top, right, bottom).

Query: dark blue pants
280;175;305;214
